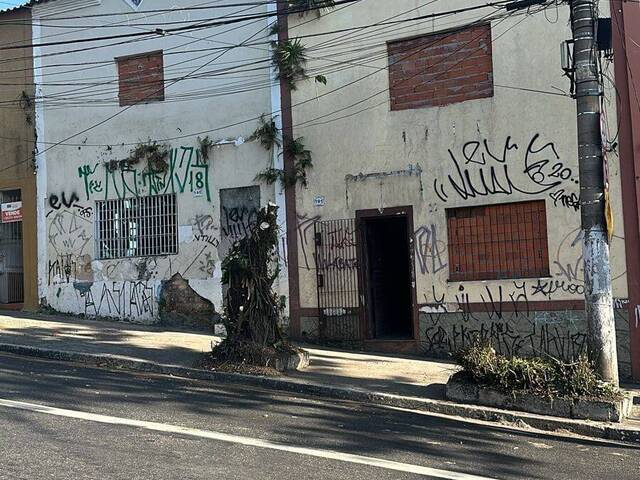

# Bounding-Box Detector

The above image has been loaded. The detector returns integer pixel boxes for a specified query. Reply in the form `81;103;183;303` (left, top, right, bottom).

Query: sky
0;0;28;11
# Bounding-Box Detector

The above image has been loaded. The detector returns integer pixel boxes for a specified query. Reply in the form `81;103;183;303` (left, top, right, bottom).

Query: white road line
0;398;498;480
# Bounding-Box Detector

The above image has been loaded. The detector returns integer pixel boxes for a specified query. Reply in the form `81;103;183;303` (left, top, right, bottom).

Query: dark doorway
362;215;413;339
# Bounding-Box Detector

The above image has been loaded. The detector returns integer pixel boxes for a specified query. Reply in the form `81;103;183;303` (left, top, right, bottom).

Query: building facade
0;5;38;310
284;0;639;379
14;0;640;380
32;0;287;329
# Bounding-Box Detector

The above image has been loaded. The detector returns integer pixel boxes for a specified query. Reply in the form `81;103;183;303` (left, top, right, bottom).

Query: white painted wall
34;0;279;322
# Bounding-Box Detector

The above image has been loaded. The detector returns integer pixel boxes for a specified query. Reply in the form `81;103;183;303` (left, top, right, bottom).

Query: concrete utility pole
570;0;619;385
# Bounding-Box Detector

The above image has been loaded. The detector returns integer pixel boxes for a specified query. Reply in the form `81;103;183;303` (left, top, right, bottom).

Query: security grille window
446;200;549;281
116;50;165;106
96;194;177;260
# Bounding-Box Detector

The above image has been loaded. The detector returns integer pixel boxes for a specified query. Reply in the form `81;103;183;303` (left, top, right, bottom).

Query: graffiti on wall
74;281;154;319
221;206;259;241
414;224;447;275
433;134;578;208
421;282;590;359
78;146;211;202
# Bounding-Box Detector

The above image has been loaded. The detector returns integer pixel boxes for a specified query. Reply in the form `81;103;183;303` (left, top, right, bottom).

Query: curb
1;342;639;445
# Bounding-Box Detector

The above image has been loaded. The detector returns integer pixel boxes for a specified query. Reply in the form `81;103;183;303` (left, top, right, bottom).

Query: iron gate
0;189;23;304
314;218;361;342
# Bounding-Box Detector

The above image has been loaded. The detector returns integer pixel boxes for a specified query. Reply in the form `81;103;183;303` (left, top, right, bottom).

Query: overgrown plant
255;136;313;188
211;204;293;366
18;91;33;125
249;115;281;151
132;141;170;173
106;141;170;173
289;0;336;15
455;343;620;399
198;135;214;163
269;21;280;37
272;38;308;90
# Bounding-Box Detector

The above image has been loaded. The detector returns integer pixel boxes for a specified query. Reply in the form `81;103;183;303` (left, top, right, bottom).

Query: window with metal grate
95;194;177;260
446;200;550;281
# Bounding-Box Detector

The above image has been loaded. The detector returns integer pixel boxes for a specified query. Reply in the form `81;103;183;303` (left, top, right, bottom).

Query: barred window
95;194;177;260
446;200;550;281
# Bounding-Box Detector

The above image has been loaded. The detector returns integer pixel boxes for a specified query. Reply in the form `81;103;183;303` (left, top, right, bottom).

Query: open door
357;207;417;341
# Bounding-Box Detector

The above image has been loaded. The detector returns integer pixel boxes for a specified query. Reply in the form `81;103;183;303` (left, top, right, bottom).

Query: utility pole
570;0;619;385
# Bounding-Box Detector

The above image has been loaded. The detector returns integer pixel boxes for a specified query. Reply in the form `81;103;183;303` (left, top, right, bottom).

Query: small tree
218;203;285;351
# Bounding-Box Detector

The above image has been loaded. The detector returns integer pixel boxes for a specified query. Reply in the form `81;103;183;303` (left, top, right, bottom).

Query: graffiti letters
76;281;154;319
78;146;211;202
48;254;77;285
434;134;574;202
414;224;447;275
221;206;258;241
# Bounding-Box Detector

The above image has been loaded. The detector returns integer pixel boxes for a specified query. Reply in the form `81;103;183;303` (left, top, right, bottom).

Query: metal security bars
95;194;177;260
0;189;23;303
314;218;361;342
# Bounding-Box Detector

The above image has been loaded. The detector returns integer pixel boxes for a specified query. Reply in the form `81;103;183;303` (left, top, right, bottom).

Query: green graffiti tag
78;146;211;202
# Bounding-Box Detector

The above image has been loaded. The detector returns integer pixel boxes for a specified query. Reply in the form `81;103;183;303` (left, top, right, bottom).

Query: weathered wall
35;0;278;325
289;1;630;373
0;7;38;310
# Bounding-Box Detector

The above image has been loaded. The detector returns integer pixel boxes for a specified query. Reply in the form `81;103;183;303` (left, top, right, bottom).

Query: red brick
388;23;494;110
116;51;165;106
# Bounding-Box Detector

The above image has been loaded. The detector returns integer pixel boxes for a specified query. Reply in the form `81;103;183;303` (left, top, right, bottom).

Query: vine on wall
255;135;313;188
106;140;170;173
198;136;214;163
248;115;281;150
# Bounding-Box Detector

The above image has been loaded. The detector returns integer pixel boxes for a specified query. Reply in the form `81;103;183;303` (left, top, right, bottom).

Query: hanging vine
18;91;37;172
106;140;170;173
197;135;214;163
248;114;281;150
255;136;313;188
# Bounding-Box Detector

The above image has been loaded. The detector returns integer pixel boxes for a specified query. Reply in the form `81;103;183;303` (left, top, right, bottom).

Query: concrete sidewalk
0;311;456;399
1;310;638;443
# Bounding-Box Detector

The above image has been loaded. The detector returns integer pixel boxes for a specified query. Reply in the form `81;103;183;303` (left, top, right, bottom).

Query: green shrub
455;343;619;400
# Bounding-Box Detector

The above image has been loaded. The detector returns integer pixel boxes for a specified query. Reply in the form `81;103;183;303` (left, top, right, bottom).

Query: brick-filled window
446;200;550;281
116;50;164;106
387;24;494;111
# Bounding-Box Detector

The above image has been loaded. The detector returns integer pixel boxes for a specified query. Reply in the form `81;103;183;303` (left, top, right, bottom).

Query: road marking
0;398;498;480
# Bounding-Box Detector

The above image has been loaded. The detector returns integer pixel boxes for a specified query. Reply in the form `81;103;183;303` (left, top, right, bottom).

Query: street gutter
0;342;638;445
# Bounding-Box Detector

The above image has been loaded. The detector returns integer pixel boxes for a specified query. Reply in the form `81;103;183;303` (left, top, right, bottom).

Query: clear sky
0;0;28;10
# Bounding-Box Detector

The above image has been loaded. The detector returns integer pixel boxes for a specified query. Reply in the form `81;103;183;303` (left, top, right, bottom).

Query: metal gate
0;190;23;304
314;218;361;342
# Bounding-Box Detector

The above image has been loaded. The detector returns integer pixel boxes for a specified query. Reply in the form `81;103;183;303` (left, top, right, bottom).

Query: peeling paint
345;163;423;183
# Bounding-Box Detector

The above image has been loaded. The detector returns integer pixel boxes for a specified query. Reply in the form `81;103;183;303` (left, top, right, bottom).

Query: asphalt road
0;353;638;480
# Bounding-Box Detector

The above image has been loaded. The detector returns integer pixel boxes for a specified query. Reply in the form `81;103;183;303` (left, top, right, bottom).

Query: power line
0;0;502;101
296;7;531;129
0;0;360;51
0;0;554;164
41;3;535;146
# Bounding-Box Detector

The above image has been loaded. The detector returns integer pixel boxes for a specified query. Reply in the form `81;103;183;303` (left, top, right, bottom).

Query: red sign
1;202;22;223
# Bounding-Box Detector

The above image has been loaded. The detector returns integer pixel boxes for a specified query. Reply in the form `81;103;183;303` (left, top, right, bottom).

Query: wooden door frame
355;205;419;344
